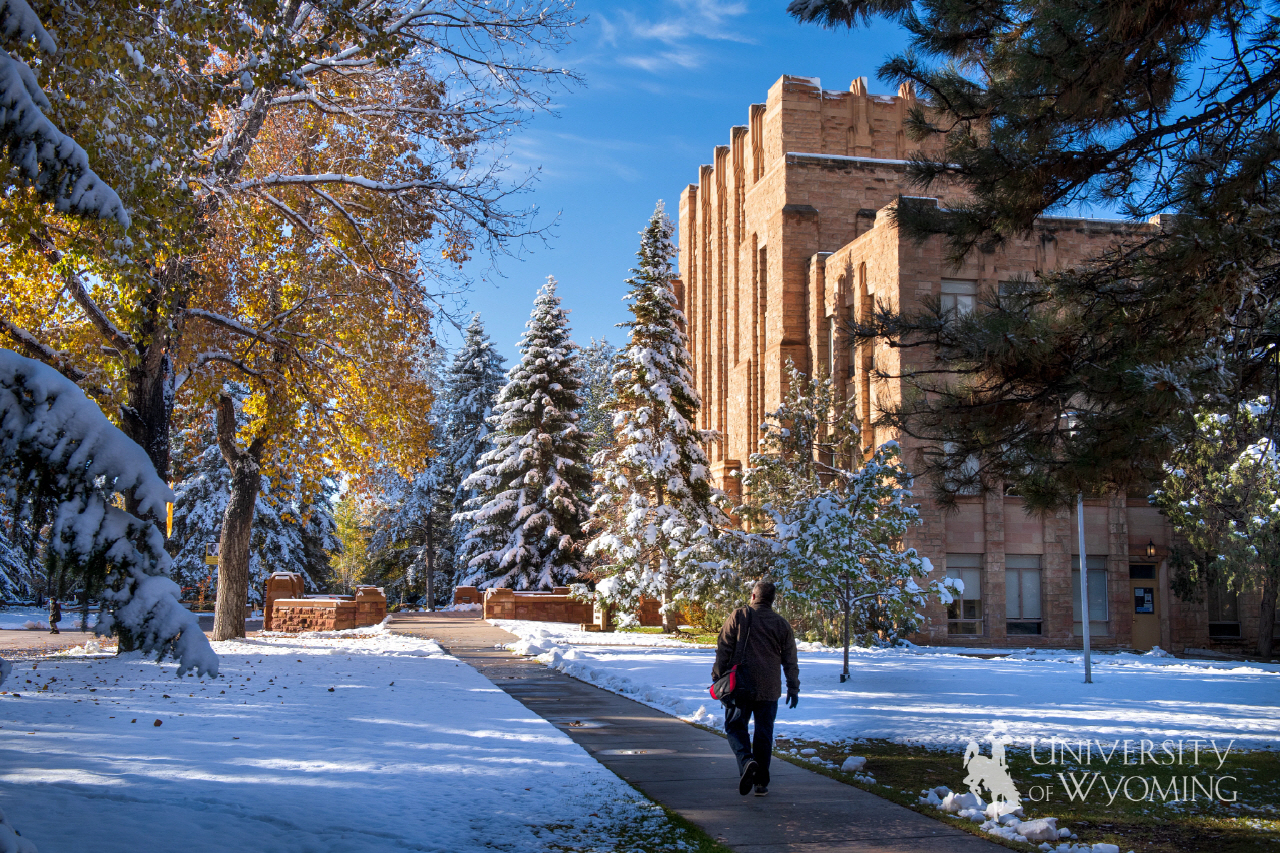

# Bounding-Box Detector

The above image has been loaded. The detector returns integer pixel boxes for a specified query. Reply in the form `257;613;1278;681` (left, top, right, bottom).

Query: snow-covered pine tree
588;203;729;631
441;315;507;587
578;337;618;467
0;349;217;682
454;278;592;589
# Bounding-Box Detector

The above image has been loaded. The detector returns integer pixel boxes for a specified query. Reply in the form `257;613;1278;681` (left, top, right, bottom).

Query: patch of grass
673;632;719;646
773;736;1280;853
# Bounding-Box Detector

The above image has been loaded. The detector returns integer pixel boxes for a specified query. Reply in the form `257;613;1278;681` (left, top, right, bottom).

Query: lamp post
1076;492;1092;684
1146;539;1156;560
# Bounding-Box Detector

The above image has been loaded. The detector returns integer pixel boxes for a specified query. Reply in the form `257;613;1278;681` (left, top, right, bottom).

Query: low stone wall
263;572;306;631
482;587;594;623
269;586;387;633
453;586;482;606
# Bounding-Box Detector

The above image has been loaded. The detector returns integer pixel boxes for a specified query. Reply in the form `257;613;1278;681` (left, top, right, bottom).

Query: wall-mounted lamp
1146;539;1156;559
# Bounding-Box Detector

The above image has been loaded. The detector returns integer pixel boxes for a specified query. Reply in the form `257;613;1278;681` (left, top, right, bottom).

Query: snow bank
0;806;36;853
491;618;709;648
919;785;1132;853
0;628;702;852
506;637;1280;746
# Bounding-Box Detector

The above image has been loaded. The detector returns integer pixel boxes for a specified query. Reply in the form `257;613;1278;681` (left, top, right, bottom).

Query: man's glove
786;690;799;709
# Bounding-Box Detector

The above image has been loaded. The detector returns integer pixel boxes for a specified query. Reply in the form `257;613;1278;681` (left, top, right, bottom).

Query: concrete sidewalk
389;612;1004;853
0;629;104;654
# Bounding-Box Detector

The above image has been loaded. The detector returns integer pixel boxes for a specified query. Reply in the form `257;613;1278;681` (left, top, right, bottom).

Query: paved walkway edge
389;613;1005;853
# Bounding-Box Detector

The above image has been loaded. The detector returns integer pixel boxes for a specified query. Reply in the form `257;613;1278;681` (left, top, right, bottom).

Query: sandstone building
675;74;1276;654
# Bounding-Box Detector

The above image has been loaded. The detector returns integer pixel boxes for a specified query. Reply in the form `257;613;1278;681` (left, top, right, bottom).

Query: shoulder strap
732;607;754;668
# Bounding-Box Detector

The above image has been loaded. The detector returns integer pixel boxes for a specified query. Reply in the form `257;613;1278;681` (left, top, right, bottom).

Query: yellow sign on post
204;542;219;566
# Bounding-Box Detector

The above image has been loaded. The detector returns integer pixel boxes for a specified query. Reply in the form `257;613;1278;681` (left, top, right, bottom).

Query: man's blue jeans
724;698;778;785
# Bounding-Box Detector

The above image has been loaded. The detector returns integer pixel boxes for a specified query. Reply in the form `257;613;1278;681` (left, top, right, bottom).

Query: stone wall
262;572;306;632
482;587;594;624
268;586;387;633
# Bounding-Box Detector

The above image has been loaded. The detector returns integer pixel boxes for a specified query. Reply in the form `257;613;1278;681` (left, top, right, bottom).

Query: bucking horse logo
962;736;1022;814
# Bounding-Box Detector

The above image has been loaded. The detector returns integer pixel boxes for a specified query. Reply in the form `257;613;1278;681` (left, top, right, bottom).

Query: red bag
709;609;754;704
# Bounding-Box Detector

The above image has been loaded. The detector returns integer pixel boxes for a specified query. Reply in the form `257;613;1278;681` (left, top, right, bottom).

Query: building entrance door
1129;564;1160;650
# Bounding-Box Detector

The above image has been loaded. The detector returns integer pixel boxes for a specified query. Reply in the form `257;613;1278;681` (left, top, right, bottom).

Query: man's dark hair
752;580;776;607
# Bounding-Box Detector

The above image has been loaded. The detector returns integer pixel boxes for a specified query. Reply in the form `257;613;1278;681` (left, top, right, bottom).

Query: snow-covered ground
0;626;702;852
495;621;1280;747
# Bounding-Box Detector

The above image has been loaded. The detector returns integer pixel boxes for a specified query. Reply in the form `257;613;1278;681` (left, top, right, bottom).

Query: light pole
1077;491;1092;684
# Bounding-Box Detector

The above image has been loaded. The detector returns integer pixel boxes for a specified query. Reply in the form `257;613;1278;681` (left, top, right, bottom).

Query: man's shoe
738;760;758;795
754;785;769;797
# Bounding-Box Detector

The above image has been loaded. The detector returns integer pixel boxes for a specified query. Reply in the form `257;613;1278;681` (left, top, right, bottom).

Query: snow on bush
918;785;1131;853
0;350;216;682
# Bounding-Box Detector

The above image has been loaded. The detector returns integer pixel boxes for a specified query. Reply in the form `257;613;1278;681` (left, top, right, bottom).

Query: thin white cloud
618;50;706;72
592;0;753;74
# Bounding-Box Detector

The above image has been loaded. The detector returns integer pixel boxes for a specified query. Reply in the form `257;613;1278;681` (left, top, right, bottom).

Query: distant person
711;580;799;797
48;598;61;634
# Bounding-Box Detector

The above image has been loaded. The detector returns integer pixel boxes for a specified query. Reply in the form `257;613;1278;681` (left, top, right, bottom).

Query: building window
940;279;977;316
946;554;983;635
828;315;837;378
1071;555;1109;636
1208;581;1241;638
1006;555;1042;635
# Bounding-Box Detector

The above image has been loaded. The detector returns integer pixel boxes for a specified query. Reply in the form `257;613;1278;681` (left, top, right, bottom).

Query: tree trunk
211;394;265;641
1257;575;1277;659
121;351;173;497
842;576;851;682
119;261;191;520
424;508;435;611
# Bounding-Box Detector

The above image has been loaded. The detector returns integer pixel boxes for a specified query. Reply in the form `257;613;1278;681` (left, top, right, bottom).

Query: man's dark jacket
711;603;800;702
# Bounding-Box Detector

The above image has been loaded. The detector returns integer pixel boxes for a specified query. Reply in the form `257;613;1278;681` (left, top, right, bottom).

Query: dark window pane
1006;621;1042;635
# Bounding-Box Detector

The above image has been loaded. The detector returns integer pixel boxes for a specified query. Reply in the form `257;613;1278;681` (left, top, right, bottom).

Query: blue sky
445;0;912;363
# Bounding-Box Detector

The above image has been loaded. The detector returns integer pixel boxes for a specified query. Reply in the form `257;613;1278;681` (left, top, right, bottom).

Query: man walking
712;580;799;797
48;598;61;635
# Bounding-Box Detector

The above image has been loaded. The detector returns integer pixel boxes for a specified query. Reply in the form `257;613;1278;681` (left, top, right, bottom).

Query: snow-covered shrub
723;363;956;657
0;350;217;682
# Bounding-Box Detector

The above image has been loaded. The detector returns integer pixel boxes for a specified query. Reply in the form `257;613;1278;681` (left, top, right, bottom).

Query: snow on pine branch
0;0;129;228
0;349;216;681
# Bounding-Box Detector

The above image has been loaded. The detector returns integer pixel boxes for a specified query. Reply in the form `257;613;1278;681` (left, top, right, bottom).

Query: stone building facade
676;74;1277;654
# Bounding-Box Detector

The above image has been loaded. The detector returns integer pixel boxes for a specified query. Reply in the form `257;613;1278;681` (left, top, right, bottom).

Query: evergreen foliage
442;316;507;580
725;364;954;658
578;337;619;467
454;278;592;589
792;0;1280;511
588;203;729;630
1153;398;1280;657
367;317;506;604
0;348;217;681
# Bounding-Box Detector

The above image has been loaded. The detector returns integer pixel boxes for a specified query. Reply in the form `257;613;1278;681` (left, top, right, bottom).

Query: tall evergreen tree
443;316;508;581
454;279;592;589
578;337;619;468
588;203;729;631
